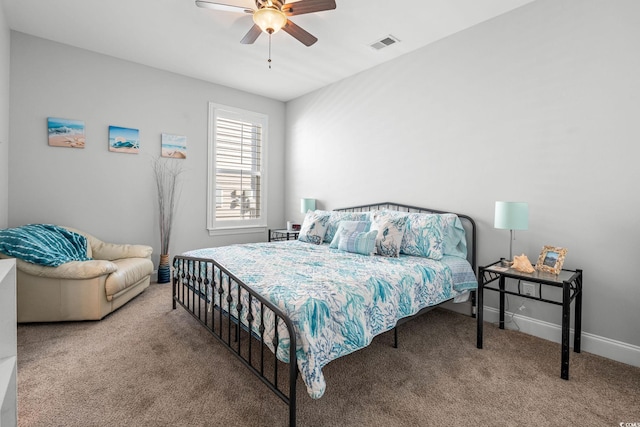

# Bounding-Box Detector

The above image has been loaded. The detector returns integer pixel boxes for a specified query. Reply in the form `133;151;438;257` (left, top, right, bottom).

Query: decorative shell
512;254;534;273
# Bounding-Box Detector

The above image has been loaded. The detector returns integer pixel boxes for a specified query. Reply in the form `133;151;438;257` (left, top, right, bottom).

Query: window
207;103;268;235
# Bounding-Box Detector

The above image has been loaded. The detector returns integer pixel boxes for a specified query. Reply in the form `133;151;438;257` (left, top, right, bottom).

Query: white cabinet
0;258;17;427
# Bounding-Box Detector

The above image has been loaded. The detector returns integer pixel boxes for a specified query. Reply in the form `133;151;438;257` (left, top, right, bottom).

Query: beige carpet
17;283;640;427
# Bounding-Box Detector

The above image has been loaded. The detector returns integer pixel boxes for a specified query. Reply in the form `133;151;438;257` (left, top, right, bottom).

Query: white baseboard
482;307;640;368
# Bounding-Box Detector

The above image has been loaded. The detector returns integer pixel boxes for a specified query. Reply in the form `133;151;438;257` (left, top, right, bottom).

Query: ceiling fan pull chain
268;33;272;69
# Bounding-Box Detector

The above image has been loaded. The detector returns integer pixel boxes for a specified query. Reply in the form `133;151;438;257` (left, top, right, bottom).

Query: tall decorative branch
153;157;184;255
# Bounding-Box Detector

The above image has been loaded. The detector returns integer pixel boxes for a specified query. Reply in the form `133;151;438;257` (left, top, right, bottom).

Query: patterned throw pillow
337;230;377;256
369;211;408;257
297;210;331;245
323;211;370;243
400;213;446;260
329;221;371;249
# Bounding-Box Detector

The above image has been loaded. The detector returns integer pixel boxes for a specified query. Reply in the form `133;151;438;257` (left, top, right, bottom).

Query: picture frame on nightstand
536;245;567;274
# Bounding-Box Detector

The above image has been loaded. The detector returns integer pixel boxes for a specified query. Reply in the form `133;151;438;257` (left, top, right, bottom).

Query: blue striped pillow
323;211;370;243
338;230;377;256
329;220;371;249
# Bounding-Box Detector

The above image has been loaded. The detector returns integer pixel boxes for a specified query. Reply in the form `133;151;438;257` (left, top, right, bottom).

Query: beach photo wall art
109;126;140;154
48;117;86;148
161;133;187;159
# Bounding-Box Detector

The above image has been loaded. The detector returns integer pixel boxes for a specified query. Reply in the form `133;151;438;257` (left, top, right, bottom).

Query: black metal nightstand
477;260;583;380
268;229;299;242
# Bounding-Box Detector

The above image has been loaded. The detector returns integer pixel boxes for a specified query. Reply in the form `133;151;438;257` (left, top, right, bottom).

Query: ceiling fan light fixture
253;7;287;34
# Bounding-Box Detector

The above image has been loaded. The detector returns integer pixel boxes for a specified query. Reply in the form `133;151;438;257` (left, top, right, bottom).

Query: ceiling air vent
369;35;400;51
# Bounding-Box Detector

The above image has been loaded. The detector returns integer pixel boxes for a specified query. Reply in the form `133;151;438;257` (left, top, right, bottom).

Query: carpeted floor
17;283;640;426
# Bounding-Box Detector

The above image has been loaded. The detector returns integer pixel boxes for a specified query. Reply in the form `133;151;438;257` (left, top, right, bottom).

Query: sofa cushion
105;258;154;298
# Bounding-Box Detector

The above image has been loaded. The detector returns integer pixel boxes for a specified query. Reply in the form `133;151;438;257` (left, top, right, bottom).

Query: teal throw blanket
0;224;91;267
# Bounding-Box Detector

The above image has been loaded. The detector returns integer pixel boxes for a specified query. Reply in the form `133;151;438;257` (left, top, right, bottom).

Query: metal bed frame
172;202;477;427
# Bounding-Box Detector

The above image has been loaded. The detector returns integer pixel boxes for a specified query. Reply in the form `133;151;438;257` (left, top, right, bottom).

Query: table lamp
300;198;316;214
494;201;528;263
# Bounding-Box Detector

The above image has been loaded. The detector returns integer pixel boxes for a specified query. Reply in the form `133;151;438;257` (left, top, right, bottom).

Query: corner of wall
0;5;11;228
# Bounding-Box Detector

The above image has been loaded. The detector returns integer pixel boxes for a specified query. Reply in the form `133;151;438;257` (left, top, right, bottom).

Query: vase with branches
153;157;183;283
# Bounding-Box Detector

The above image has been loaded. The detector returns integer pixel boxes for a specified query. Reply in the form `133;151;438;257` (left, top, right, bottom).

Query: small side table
268;229;299;242
476;260;583;380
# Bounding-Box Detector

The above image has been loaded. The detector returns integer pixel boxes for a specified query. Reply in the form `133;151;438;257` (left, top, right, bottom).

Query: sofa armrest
15;258;118;279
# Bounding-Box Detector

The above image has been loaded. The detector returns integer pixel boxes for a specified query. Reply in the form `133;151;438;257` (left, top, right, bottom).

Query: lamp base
500;258;512;268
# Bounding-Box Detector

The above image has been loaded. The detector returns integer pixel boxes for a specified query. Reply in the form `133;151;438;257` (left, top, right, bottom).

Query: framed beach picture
161;133;187;159
109;126;140;154
48;117;85;148
535;246;567;275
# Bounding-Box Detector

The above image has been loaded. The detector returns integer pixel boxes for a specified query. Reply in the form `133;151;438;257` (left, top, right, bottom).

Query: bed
172;202;477;426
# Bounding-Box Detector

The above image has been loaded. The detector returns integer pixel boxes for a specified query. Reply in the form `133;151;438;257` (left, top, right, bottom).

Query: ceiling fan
195;0;337;47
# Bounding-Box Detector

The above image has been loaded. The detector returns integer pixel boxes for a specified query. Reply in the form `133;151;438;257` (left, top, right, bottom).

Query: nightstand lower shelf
268;229;299;242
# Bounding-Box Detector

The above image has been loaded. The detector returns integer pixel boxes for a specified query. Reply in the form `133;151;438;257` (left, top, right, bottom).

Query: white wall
285;0;640;350
0;2;9;228
9;32;286;265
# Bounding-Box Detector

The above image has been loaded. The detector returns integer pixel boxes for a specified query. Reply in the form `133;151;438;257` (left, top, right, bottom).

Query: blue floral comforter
180;240;476;399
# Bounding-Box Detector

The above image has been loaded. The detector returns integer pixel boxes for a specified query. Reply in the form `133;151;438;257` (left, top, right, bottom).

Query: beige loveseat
0;226;153;323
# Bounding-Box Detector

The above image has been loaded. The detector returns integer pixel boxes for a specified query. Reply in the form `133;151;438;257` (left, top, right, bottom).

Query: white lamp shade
300;198;316;213
494;201;529;230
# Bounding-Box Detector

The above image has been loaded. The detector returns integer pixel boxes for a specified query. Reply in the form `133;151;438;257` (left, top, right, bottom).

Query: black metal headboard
336;202;477;272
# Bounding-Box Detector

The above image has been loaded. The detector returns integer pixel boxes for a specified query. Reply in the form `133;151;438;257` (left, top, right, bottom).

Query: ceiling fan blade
281;0;336;16
240;24;263;44
195;1;253;13
282;20;318;46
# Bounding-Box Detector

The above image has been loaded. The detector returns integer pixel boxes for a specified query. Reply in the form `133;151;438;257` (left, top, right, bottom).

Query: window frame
207;102;268;236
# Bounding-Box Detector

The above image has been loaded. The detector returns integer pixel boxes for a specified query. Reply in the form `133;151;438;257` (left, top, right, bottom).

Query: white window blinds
215;117;262;220
207;104;268;234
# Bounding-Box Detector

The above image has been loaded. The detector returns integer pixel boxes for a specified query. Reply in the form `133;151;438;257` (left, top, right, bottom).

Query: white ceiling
2;0;534;102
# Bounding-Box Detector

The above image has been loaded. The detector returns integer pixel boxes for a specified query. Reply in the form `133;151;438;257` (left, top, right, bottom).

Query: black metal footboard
172;255;298;427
